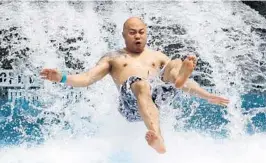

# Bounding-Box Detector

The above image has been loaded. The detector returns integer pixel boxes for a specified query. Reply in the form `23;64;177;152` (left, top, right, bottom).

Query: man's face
123;21;147;53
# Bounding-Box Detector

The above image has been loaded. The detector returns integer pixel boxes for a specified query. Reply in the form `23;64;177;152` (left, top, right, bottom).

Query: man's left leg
162;56;196;87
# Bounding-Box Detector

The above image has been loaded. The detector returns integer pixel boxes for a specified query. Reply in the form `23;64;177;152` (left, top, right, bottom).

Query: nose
135;33;141;39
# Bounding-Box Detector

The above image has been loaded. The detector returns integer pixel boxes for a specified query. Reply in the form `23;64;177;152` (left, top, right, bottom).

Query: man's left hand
207;94;230;107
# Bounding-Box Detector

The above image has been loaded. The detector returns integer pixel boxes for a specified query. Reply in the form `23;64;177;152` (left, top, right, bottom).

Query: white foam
1;1;266;163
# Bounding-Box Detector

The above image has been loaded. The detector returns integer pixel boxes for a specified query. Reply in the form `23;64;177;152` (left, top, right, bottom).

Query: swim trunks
118;76;177;122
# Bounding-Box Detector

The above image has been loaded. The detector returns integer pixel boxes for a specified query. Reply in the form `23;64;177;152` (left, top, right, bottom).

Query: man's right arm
66;56;111;87
40;56;111;87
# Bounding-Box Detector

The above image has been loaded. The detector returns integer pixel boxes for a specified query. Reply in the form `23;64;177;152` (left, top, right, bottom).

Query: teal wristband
60;74;67;83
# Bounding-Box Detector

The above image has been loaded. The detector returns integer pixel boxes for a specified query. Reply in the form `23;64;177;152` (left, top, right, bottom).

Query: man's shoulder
103;49;126;58
99;50;126;62
146;48;166;57
146;48;169;63
145;47;160;53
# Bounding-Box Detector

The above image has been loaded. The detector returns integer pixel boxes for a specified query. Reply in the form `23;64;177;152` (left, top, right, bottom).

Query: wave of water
0;1;266;163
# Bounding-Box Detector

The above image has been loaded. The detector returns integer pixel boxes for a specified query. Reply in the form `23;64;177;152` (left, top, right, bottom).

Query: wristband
60;74;67;83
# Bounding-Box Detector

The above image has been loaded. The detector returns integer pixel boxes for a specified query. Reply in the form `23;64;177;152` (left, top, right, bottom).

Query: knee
131;80;151;94
162;59;182;82
169;59;182;68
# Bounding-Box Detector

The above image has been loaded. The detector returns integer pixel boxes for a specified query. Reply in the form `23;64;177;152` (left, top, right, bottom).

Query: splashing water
0;1;266;163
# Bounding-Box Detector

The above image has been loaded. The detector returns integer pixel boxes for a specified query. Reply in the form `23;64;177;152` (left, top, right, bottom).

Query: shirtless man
40;17;229;154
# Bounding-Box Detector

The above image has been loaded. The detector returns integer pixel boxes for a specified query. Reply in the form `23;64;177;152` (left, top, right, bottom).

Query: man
40;17;229;154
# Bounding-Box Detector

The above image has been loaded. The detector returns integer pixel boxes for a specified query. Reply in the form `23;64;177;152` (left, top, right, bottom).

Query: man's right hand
40;68;62;82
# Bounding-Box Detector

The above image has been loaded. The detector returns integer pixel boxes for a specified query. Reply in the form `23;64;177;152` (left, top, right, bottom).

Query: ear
122;31;125;39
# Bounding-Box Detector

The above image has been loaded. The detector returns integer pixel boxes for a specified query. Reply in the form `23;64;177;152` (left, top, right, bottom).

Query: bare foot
145;130;166;154
175;55;196;88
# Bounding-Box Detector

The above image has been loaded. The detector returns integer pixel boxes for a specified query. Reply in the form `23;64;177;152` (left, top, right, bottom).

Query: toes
187;55;193;60
146;131;157;140
187;55;197;63
145;135;149;141
187;55;194;60
185;57;195;65
149;131;158;139
145;131;152;140
145;133;151;140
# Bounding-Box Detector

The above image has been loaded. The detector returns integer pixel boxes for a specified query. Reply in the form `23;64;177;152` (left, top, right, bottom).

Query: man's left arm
182;79;230;106
157;51;229;106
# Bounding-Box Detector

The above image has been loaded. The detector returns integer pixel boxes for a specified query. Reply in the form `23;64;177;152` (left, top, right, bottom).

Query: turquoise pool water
0;92;265;146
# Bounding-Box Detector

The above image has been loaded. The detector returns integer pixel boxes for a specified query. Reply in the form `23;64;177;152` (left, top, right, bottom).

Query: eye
139;31;145;35
129;31;136;35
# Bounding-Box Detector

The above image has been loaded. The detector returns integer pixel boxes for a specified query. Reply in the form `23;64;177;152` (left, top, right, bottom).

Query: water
0;1;266;163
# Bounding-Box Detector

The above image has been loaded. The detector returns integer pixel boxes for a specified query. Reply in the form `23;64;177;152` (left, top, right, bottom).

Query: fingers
214;99;229;105
220;101;230;107
216;97;230;103
214;98;229;104
40;72;48;79
41;76;48;80
215;95;229;101
208;96;230;107
209;100;228;107
40;69;49;76
47;71;52;80
210;95;229;102
40;68;57;81
40;69;49;79
216;100;229;107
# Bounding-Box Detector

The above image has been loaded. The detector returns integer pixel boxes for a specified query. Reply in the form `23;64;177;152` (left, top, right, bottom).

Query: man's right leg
130;80;166;154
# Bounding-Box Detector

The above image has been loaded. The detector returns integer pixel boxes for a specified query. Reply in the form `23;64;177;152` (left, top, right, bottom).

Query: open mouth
135;41;141;45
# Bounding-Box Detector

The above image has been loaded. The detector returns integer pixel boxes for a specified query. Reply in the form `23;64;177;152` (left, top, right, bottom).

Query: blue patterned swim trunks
118;76;177;122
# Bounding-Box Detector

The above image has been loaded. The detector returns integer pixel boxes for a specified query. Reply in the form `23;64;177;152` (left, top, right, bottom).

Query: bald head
122;17;147;53
123;17;146;33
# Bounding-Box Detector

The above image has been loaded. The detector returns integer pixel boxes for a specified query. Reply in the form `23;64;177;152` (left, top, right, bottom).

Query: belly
111;67;159;86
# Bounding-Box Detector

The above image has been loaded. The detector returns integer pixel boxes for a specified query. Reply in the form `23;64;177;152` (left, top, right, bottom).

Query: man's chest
111;55;163;70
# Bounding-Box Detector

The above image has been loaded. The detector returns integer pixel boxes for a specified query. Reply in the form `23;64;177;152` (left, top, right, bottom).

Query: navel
123;63;128;67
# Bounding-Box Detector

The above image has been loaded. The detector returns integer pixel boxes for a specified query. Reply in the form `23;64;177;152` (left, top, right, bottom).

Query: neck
124;47;144;55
